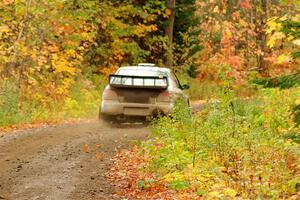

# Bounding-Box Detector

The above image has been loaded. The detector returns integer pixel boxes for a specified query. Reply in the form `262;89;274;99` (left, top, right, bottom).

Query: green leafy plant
143;85;300;199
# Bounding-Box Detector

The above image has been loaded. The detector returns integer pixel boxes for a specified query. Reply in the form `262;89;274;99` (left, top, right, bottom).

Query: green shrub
144;87;300;199
0;80;18;126
251;72;300;89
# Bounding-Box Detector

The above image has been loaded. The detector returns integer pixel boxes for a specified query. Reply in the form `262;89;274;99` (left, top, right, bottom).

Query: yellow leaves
266;14;300;64
15;1;27;20
277;54;291;64
266;15;294;48
30;48;39;60
54;87;66;95
207;191;221;199
51;54;77;75
279;15;289;21
0;26;10;37
223;188;237;197
224;29;232;40
55;2;64;10
165;9;171;16
267;32;285;48
150;25;158;31
238;19;248;27
266;18;282;34
134;24;158;37
65;49;76;57
213;6;219;13
287;35;295;41
27;75;38;86
20;43;29;55
81;32;91;40
134;24;149;37
163;171;185;183
62;78;74;88
211;23;221;34
0;0;102;115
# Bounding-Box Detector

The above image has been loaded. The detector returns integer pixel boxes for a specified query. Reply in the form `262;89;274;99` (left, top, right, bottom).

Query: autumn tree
0;0;100;109
164;0;200;71
173;0;200;75
194;0;299;83
87;0;169;72
165;0;175;68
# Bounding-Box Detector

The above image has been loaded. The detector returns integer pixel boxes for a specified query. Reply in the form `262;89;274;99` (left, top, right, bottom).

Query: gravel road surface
0;102;204;200
0;120;149;200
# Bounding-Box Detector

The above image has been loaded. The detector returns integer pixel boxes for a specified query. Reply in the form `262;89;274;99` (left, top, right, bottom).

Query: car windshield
117;68;167;77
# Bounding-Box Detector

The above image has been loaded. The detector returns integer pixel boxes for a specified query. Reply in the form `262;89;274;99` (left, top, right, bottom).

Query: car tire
99;112;117;125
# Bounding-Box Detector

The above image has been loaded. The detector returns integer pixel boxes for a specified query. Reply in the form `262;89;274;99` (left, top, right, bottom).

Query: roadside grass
186;79;258;100
187;80;221;100
109;85;300;199
0;75;105;129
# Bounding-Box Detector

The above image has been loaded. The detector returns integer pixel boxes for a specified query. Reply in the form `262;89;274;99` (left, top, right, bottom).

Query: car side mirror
181;84;190;90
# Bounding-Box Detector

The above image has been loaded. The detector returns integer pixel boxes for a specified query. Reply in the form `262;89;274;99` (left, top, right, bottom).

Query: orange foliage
237;0;252;10
99;66;119;77
197;21;247;84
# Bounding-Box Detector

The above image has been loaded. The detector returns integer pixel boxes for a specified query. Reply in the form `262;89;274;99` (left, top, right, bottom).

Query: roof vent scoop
138;63;156;67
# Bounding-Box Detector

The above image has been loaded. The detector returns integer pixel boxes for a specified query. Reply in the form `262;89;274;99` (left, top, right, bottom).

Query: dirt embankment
0;120;149;200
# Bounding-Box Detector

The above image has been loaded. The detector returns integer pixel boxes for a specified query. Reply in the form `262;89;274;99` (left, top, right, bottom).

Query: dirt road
0;120;149;200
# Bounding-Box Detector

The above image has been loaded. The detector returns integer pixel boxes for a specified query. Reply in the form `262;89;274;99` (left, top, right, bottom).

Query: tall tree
256;0;268;74
87;0;169;70
173;0;200;75
165;0;176;68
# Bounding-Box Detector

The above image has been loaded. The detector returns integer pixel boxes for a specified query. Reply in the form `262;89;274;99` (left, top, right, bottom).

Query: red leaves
107;147;162;199
237;0;252;10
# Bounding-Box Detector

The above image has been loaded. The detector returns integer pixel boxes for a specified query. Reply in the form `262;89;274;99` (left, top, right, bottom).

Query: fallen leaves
0;118;94;135
83;144;90;153
96;152;103;160
107;146;203;200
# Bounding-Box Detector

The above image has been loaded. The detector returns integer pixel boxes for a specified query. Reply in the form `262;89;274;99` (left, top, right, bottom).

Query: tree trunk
257;0;268;75
17;0;32;112
165;0;175;68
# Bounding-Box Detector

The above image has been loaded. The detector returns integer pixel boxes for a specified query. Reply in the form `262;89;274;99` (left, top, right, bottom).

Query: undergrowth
0;75;105;128
142;87;300;199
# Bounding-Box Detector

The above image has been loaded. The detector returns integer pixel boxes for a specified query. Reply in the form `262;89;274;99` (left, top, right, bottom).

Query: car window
169;72;181;89
110;75;168;88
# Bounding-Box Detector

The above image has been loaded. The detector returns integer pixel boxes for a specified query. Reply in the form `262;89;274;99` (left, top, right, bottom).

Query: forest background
1;1;300;198
0;0;299;127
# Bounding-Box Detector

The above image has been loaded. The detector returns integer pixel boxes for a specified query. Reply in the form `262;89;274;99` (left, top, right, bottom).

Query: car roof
118;66;171;73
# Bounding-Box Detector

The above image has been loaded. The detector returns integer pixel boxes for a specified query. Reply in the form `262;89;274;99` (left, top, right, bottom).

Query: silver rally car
100;63;189;121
